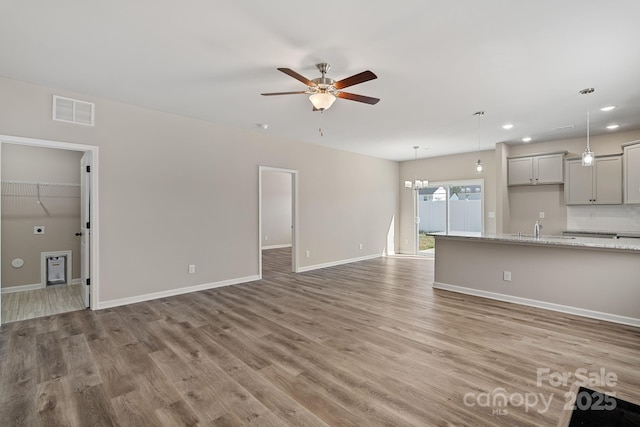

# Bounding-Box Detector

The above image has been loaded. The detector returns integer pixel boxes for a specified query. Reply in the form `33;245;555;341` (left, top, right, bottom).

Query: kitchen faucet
534;220;542;238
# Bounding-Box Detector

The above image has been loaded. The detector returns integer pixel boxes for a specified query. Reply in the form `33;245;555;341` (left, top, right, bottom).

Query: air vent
552;124;575;132
53;95;95;126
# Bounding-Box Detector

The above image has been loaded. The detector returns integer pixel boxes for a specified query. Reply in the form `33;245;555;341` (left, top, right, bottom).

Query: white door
80;152;91;307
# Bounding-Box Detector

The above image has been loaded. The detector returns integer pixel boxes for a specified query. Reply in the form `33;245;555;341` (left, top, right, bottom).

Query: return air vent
552;124;575;132
53;95;95;126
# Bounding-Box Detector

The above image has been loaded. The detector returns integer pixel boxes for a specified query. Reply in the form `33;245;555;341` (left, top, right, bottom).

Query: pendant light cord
586;92;590;151
474;111;484;152
580;88;595;151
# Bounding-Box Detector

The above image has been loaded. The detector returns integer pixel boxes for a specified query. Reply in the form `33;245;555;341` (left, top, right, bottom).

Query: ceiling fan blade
261;91;309;96
277;68;316;87
333;70;377;89
336;92;380;105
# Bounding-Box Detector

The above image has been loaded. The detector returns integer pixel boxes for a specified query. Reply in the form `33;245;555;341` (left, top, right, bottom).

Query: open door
80;152;91;308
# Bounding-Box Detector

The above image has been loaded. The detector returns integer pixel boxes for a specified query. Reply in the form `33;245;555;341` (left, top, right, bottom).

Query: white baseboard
1;278;82;293
1;283;43;293
97;274;261;310
297;253;382;273
262;244;292;250
433;282;640;328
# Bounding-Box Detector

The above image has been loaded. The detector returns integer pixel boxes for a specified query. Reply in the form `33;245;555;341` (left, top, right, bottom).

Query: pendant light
474;111;485;174
580;88;595;166
404;146;427;190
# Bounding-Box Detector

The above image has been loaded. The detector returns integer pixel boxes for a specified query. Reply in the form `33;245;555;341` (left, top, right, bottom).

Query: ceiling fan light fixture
309;92;336;111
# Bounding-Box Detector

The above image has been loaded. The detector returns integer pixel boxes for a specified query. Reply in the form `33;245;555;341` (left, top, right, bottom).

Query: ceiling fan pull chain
318;107;325;136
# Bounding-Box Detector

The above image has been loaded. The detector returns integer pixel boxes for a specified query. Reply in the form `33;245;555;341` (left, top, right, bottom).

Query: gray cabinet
508;152;565;186
623;141;640;204
565;155;622;205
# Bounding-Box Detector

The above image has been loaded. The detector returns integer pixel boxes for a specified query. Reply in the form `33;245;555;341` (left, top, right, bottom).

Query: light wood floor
1;248;639;426
1;283;85;324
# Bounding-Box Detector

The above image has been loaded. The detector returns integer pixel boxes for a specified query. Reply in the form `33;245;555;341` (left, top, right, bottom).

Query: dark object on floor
568;387;640;426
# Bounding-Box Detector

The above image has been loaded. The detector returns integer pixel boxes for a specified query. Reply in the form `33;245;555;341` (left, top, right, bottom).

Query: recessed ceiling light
606;124;620;130
600;105;616;112
502;124;514;130
522;137;532;142
257;123;269;130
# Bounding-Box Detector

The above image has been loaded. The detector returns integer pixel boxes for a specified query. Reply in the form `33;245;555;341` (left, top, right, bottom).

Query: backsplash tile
567;205;640;232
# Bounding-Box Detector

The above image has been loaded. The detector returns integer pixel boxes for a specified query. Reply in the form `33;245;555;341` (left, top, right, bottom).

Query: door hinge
86;165;91;173
86;278;90;286
86;221;90;229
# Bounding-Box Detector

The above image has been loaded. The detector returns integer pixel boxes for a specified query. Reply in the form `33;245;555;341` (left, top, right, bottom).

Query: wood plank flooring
1;248;639;426
1;283;85;324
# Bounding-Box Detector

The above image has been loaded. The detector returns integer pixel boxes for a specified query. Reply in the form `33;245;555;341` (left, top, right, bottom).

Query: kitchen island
431;232;640;326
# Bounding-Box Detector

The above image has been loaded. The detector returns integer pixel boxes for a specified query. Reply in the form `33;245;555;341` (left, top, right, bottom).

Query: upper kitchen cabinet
507;152;565;186
565;155;622;205
623;140;640;204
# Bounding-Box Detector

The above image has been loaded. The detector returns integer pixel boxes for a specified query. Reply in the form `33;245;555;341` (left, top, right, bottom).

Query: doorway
416;179;484;256
0;135;98;325
259;166;298;279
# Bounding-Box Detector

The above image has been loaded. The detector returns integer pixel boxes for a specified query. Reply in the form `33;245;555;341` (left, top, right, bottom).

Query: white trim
0;134;99;327
1;283;43;293
262;244;292;250
97;275;260;310
433;281;640;328
1;278;82;294
41;250;72;287
297;253;382;273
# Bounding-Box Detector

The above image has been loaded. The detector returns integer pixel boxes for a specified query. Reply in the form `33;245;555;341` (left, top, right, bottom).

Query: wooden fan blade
261;91;308;96
333;70;377;89
336;92;380;105
277;68;316;87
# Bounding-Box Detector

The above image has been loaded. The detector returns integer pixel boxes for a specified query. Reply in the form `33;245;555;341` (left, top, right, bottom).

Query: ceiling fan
261;63;380;111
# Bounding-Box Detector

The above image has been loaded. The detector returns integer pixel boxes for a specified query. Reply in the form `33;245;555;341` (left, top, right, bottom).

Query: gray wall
400;129;640;247
434;237;640;321
1;144;82;288
503;130;640;235
0;76;399;305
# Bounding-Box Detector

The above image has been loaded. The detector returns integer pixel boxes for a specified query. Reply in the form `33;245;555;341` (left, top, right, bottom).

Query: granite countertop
431;232;640;252
564;229;640;238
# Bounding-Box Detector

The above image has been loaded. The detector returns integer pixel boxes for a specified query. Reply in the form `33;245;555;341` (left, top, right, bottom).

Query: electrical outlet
34;226;45;234
359;243;363;250
264;235;268;241
305;250;310;258
503;271;512;282
188;264;196;274
539;212;545;219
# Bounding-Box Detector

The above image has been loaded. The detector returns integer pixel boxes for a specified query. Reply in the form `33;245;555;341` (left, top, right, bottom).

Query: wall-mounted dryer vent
53;95;95;126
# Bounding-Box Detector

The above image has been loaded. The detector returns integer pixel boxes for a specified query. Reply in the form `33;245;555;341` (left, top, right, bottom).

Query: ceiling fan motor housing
312;77;335;91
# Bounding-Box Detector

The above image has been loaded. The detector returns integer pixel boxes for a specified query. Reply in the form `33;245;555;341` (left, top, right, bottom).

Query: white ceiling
1;1;639;161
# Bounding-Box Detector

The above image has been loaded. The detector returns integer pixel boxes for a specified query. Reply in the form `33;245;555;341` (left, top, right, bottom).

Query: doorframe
0;134;99;325
416;179;485;253
258;166;299;277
